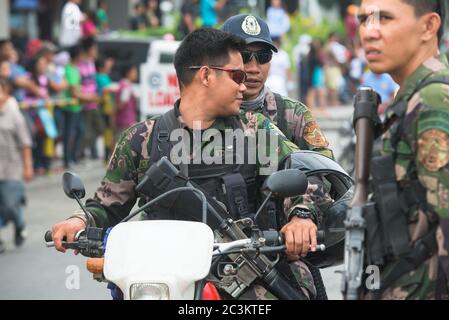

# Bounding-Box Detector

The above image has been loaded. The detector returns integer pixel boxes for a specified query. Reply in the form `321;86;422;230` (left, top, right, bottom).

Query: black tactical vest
138;107;267;226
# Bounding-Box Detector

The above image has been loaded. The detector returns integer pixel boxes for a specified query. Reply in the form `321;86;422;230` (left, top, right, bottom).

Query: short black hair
81;36;97;53
68;45;82;60
0;77;12;94
0;39;11;48
95;56;107;71
174;28;246;88
0;39;12;54
401;0;446;42
121;64;136;78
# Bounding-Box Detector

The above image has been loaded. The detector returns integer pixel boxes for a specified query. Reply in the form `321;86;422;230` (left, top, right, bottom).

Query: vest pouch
364;202;385;266
370;155;411;258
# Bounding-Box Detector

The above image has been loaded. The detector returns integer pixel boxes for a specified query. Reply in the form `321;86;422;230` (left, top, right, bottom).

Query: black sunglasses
189;65;247;85
241;49;273;65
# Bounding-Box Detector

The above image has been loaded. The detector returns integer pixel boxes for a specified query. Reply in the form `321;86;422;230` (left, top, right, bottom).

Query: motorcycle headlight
130;283;170;300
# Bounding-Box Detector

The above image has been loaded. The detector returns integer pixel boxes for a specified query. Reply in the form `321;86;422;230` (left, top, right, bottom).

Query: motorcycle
45;155;351;300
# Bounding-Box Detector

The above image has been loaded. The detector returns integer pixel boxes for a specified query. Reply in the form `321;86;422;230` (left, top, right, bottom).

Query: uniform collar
393;53;449;103
173;99;230;131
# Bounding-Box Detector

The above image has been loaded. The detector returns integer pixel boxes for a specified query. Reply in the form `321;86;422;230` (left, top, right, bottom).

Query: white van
97;35;181;120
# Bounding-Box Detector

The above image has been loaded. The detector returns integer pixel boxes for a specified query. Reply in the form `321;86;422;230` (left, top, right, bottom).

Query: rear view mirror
62;172;86;200
264;169;308;198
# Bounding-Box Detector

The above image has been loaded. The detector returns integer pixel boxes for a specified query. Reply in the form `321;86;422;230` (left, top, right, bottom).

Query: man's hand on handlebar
51;218;86;254
281;216;317;259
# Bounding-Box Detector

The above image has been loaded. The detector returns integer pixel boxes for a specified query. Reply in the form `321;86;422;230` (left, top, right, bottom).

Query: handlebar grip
262;230;325;247
45;230;53;243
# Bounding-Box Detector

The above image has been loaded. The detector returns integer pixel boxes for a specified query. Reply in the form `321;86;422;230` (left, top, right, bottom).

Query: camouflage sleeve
282;98;334;160
241;111;333;227
415;108;449;220
85;120;156;229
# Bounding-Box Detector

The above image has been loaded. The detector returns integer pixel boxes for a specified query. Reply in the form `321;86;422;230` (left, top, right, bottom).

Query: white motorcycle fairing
103;220;215;300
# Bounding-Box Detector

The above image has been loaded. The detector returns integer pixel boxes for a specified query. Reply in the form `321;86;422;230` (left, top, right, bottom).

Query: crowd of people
0;36;139;174
294;5;399;113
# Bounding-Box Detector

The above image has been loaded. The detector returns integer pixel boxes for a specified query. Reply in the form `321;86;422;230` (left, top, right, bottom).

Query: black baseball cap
222;14;278;52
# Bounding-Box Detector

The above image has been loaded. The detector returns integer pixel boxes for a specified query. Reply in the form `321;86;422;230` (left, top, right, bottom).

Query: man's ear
199;67;210;87
422;12;441;42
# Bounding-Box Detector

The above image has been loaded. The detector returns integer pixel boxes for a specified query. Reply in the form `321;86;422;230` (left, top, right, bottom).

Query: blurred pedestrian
39;43;69;161
95;57;116;162
0;40;44;102
59;0;85;49
78;37;102;161
345;5;359;47
96;0;110;34
130;2;147;31
266;37;291;96
200;0;226;28
62;45;98;169
25;54;53;176
324;33;347;106
82;11;98;39
266;0;290;39
113;64;138;139
145;0;161;28
0;78;33;253
306;39;327;110
178;0;198;39
293;34;312;102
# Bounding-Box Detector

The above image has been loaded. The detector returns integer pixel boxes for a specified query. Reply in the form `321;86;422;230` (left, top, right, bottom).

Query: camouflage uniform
367;54;449;300
256;87;334;160
83;101;329;299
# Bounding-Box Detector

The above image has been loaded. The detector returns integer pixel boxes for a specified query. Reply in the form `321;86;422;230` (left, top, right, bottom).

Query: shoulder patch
417;129;449;172
303;121;329;148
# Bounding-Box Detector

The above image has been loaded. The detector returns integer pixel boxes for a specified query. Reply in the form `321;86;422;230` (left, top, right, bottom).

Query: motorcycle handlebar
213;230;326;256
44;230;85;250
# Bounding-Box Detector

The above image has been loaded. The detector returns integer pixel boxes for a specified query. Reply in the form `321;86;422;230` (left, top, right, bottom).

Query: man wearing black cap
222;14;334;160
223;14;335;300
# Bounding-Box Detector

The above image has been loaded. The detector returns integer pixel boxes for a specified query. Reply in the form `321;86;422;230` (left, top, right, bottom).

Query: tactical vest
366;74;449;293
138;108;280;230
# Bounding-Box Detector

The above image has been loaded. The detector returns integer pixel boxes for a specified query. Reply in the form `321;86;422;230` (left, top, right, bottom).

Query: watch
288;208;317;224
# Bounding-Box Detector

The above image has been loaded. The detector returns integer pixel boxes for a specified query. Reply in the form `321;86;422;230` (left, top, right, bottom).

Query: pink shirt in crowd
24;73;49;103
82;20;97;38
76;59;98;111
114;79;137;129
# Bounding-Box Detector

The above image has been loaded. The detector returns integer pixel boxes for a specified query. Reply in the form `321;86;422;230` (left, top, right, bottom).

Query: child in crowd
114;64;138;139
95;57;116;162
24;54;53;175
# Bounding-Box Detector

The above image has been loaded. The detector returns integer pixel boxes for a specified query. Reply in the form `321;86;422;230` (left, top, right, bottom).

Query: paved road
0;161;111;299
0;106;353;300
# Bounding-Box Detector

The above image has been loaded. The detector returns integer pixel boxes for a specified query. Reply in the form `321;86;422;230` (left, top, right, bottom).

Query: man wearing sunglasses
50;28;322;300
222;14;333;160
354;0;449;300
222;13;335;294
